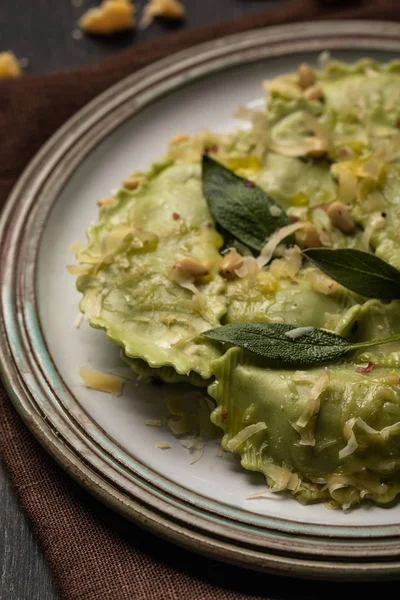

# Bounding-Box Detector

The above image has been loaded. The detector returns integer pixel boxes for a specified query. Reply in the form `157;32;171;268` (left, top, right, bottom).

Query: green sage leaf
201;154;289;252
202;322;400;367
303;248;400;300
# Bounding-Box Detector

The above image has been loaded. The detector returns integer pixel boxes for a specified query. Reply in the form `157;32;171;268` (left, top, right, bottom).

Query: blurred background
0;0;281;74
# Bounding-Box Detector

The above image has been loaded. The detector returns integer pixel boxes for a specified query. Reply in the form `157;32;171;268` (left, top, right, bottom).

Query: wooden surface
0;2;280;598
0;0;279;74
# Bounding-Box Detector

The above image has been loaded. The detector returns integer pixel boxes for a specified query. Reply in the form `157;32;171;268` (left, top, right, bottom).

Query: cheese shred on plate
79;367;124;396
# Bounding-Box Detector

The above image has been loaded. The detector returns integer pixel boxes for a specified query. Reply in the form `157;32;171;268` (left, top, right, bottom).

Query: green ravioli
75;159;226;380
72;59;400;508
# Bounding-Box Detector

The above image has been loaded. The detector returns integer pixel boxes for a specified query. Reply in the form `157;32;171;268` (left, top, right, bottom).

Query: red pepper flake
172;212;180;220
290;280;299;285
356;362;375;374
143;240;149;245
136;227;143;232
221;410;228;421
206;222;213;229
328;283;334;289
205;144;219;154
243;180;254;188
338;148;349;158
289;215;299;223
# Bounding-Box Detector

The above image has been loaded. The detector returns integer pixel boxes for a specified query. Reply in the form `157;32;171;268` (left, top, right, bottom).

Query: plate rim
2;20;400;579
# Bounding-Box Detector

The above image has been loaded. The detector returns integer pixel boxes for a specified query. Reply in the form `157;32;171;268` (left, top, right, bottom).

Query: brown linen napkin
1;1;400;599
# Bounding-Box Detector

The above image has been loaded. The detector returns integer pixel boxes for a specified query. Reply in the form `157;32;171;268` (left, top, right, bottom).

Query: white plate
2;21;400;579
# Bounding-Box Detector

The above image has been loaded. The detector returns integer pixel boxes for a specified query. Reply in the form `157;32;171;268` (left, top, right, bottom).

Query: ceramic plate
2;21;400;580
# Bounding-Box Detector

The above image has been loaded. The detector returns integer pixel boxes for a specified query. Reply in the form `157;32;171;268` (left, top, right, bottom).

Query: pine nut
327;201;356;234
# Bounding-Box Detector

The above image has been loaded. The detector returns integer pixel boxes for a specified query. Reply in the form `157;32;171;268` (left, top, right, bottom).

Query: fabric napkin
1;1;400;598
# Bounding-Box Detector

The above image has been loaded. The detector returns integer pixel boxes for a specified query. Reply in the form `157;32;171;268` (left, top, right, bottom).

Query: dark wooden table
0;2;280;598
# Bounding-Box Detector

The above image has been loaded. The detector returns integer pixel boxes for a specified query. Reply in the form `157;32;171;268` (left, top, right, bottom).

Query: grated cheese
97;197;116;207
157;442;171;449
168;264;198;295
293;371;330;447
257;222;305;268
79;366;124;396
180;438;205;464
269;205;282;217
246;488;272;500
285;326;313;339
234;256;260;281
308;270;337;295
227;422;267;452
269;246;302;279
67;264;92;275
263;462;301;493
190;443;204;464
340;416;400;460
73;313;84;329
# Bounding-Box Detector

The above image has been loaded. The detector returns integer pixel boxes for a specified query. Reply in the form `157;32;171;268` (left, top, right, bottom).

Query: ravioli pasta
72;59;400;508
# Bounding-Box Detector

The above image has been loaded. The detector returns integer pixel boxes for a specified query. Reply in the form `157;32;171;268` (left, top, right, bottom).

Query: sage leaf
202;322;400;367
303;248;400;300
202;154;289;252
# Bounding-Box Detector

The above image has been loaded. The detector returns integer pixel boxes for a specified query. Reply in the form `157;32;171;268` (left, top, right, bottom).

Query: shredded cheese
180;438;205;464
269;246;302;279
257;222;306;268
234;256;260;281
168;265;198;295
190;442;204;465
66;264;92;275
246;489;272;500
269;205;282;217
157;442;171;449
285;326;313;339
79;366;124;396
263;462;301;493
308;270;337;295
73;313;84;329
97;197;116;207
293;371;330;447
227;422;267;452
340;416;400;460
